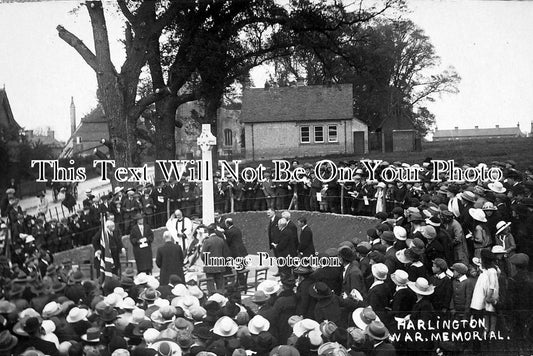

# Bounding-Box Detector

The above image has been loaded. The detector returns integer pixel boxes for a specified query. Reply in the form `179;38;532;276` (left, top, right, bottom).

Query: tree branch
56;25;98;72
117;0;136;25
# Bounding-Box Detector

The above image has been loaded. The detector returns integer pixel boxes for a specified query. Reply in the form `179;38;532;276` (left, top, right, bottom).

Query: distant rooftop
434;124;524;138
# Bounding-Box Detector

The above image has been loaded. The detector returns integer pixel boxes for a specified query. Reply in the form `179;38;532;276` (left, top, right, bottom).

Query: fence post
340;184;344;214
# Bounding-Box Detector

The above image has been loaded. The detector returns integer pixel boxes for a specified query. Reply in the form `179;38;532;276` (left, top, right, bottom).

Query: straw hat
393;226;407;241
488;181;506;194
42;302;62;319
66;307;89;323
491;245;507;254
134;273;149;286
257;280;280;296
212;316;238;337
390;270;409;286
352;307;380;330
407;278;435;296
150;340;182;356
365;321;390;341
81;327;101;343
496;221;511;235
293;319;320;337
171;284;191;297
207;293;228;306
461;191;477;203
371;263;388;281
468;208;487;223
248;315;270;335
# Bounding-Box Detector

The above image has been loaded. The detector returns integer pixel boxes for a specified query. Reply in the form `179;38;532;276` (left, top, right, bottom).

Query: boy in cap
449;263;475;318
429;258;452;313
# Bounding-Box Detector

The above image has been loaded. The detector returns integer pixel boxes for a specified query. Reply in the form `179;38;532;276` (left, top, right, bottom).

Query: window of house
314;126;324;143
224;129;233;146
300;126;310;143
328;125;338;142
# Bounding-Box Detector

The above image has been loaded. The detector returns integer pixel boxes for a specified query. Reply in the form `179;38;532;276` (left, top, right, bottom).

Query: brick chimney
495;125;499;129
475;126;478;129
47;129;54;139
454;126;458;130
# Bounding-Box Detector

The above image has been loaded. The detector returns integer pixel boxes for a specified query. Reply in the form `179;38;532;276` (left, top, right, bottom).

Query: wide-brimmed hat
18;317;42;336
293;319;320;337
352;307;380;330
174;295;200;311
99;305;118;322
257;280;280;296
0;330;18;352
488;181;506;194
42;301;62;318
171;284;191;297
134;273;149;286
391;270;409;286
207;293;228;307
395;249;411;264
365;321;390;341
119;297;136;310
140;288;161;301
187;285;204;299
407;277;435;296
81;327;101;343
371;263;388;281
114;187;124;194
248;315;270;335
30;282;46;296
151;340;182;356
251;290;269;304
491;245;507;254
496;221;512;235
393;226;407;241
66;307;89;323
309;282;332;300
212;316;238;337
468;208;487;223
421;225;437;240
462;191;477;203
482;202;497;211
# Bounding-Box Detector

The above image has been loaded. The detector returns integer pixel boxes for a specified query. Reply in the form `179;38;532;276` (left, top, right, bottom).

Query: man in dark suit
367;263;392;323
123;189;142;234
267;208;280;255
129;213;154;274
201;223;231;289
156;231;184;285
281;211;299;253
93;220;125;276
296;216;315;257
274;218;297;277
339;247;367;298
224;218;248;258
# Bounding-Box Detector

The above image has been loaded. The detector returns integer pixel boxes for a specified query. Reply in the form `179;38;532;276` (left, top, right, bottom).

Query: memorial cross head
197;124;217;152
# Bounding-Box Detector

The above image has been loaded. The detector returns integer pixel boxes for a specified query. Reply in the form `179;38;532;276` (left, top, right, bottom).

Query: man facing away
201;223;231;289
156;231;185;285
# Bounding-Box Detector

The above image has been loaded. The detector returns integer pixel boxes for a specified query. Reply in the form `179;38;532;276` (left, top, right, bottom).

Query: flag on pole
99;214;114;278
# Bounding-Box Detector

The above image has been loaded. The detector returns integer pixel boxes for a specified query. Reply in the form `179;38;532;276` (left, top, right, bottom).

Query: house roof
434;126;523;138
241;84;353;123
0;89;22;131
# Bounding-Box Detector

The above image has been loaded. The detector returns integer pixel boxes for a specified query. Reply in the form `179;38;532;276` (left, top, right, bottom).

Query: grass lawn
245;137;533;170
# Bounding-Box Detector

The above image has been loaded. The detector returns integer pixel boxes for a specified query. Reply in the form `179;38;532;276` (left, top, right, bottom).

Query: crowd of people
0;158;533;355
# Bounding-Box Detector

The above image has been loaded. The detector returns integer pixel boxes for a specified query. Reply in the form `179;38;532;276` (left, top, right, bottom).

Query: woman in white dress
470;249;499;334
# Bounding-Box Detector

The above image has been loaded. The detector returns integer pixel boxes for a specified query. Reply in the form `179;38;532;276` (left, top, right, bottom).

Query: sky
0;0;532;142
